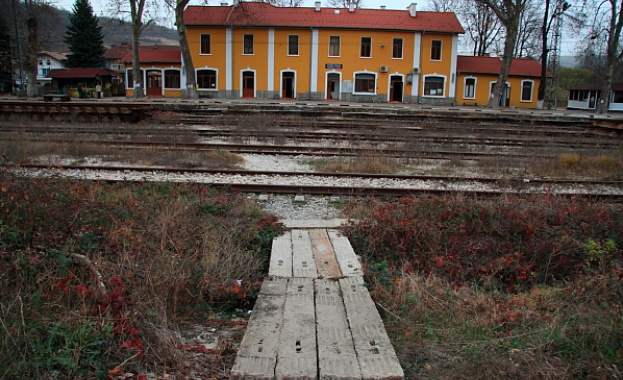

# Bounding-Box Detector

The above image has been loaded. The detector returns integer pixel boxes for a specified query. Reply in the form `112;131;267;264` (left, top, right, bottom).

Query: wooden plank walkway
231;229;404;380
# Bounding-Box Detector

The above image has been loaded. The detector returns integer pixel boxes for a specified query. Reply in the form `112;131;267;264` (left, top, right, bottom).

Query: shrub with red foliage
343;195;623;292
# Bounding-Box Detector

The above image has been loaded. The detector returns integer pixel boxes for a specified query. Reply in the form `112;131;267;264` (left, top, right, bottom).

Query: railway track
13;163;623;201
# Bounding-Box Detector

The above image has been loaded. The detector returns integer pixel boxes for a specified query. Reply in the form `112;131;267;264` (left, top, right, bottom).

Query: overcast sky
51;0;577;55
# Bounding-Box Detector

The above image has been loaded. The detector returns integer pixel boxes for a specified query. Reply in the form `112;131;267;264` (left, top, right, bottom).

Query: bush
342;194;623;292
0;172;283;378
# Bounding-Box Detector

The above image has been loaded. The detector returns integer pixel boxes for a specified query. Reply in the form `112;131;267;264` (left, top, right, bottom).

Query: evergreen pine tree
64;0;105;68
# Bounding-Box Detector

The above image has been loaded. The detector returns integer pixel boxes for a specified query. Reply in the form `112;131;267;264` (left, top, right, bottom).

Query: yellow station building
183;2;464;104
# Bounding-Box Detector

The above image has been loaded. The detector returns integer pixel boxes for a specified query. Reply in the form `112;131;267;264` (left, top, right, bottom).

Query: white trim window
243;34;254;55
164;69;181;89
392;38;403;59
288;35;299;56
423;75;445;97
200;34;211;55
329;36;340;57
360;37;372;58
354;72;376;94
430;40;442;61
464;77;476;99
197;69;217;89
521;80;534;102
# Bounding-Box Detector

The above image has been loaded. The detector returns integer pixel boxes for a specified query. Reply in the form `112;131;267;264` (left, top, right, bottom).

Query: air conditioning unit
413;67;419;73
379;66;388;73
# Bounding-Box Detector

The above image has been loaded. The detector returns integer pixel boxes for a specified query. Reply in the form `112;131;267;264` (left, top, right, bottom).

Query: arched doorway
389;75;403;102
146;70;162;97
242;71;255;98
281;72;295;99
326;73;340;100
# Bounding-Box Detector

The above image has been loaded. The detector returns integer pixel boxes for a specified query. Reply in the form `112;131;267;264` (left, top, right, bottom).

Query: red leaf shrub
343;195;623;292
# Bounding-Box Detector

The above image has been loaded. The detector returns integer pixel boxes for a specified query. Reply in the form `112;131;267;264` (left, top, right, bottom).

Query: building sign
325;64;343;69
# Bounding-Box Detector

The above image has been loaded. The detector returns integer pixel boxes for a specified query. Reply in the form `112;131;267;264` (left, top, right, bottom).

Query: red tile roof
457;56;549;77
104;44;132;60
184;3;464;34
46;68;121;79
119;46;181;64
38;51;68;62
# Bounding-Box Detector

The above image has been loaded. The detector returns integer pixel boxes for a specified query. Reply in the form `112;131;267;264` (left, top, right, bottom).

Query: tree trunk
176;1;197;99
596;51;617;114
488;16;520;108
26;15;37;97
537;0;550;109
596;0;623;114
130;1;144;99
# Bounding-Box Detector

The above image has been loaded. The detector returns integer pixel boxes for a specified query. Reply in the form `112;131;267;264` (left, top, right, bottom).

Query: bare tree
426;0;462;12
164;0;197;98
514;0;541;58
463;2;504;55
326;0;362;8
537;0;570;107
474;0;528;108
580;0;623;113
108;0;159;98
262;0;304;6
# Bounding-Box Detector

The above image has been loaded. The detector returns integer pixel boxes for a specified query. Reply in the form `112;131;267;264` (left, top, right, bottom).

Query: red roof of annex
120;46;181;64
184;3;464;34
457;56;550;77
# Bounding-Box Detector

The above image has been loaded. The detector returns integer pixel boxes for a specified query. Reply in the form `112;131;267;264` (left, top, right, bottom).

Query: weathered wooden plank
276;278;317;380
310;229;342;279
290;230;318;278
328;230;363;278
315;279;362;380
230;355;276;380
339;278;404;380
260;277;290;296
269;231;293;277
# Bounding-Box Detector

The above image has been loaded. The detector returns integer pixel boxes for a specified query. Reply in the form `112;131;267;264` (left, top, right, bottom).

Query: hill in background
40;5;178;53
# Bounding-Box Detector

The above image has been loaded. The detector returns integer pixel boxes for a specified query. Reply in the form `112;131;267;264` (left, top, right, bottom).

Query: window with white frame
424;76;444;96
197;69;217;89
164;70;180;89
521;80;534;102
354;73;376;93
200;34;211;55
464;77;476;99
288;35;299;56
243;34;254;55
329;36;340;57
392;38;403;59
360;37;371;58
126;69;144;89
430;40;442;60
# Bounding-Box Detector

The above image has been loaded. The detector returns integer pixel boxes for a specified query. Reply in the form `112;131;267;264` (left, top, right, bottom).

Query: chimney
408;3;417;17
380;5;386;9
233;0;239;6
315;1;321;11
348;1;355;12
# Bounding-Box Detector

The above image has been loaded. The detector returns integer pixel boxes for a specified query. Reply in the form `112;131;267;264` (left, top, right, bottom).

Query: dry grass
0;138;245;169
528;154;623;179
371;272;623;379
312;156;401;174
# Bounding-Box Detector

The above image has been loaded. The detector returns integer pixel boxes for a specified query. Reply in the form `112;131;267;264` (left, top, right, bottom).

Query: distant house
567;83;623;112
37;51;67;91
456;56;549;109
104;43;132;71
120;46;182;98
